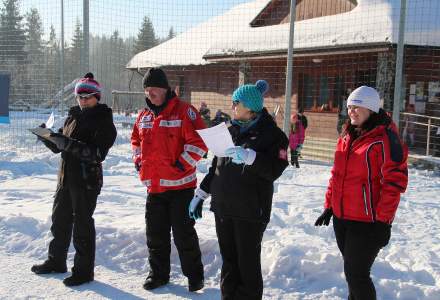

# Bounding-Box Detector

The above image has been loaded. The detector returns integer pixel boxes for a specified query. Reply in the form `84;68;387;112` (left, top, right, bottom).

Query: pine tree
67;18;83;80
133;16;157;54
22;8;46;104
167;26;176;40
109;30;127;90
25;8;43;59
0;0;26;62
46;25;60;103
47;25;58;51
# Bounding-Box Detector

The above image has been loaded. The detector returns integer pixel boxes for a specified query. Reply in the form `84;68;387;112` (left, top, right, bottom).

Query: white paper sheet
46;112;55;129
196;122;234;157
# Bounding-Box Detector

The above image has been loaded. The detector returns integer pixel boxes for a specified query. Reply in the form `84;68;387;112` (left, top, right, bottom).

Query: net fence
1;0;440;160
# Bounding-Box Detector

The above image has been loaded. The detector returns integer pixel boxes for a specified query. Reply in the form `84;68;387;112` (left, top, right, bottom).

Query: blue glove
224;146;256;165
296;144;303;152
189;189;210;220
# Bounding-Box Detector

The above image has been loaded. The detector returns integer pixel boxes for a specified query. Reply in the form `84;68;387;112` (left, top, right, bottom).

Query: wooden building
127;0;440;142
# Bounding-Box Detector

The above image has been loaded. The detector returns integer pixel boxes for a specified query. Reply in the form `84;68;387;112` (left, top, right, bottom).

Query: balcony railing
400;112;440;156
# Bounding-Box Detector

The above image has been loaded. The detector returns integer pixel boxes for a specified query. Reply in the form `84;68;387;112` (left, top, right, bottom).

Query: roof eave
203;42;393;62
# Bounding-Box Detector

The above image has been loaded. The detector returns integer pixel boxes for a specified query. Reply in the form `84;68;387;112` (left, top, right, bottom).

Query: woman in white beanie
315;86;408;300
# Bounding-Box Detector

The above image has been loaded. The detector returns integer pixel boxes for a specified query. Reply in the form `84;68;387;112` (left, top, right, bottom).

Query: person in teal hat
189;80;289;299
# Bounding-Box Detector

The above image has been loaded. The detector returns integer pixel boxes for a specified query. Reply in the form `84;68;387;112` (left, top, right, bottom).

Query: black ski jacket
46;104;117;192
200;108;288;223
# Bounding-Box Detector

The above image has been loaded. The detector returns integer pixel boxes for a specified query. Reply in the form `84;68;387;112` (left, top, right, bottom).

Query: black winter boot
63;273;94;286
31;260;67;274
188;278;204;292
143;276;169;290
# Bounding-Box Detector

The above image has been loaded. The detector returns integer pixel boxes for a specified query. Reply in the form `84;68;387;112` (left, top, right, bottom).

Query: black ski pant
290;149;300;167
48;183;98;277
145;188;203;282
215;215;267;300
333;216;390;300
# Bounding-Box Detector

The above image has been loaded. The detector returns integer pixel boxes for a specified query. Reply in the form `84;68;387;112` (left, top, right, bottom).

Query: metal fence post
60;0;65;117
83;0;90;74
283;0;296;136
392;0;407;128
426;118;431;156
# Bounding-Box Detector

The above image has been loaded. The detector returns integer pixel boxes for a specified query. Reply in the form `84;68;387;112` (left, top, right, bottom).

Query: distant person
189;80;289;299
199;101;211;127
337;90;350;134
289;112;305;168
402;104;416;147
211;109;231;126
131;68;207;292
315;86;408;300
31;73;117;286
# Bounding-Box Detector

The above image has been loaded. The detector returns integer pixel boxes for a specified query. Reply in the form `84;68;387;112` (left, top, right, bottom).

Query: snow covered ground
1;137;440;299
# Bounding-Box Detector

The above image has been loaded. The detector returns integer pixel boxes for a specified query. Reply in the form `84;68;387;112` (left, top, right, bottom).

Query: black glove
37;123;61;153
49;132;72;151
314;208;333;226
36;123;47;143
374;221;391;248
135;162;142;172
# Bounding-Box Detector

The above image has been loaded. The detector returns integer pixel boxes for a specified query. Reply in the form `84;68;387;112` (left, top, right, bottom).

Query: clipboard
28;127;64;145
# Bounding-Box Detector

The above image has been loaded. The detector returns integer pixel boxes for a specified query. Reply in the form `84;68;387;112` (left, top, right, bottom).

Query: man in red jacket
131;68;207;292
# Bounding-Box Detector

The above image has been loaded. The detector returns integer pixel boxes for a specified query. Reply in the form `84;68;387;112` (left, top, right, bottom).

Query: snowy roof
206;0;440;58
127;0;440;69
126;0;271;69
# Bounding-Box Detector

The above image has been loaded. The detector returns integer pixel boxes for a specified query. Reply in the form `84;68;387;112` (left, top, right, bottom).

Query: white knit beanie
346;86;381;113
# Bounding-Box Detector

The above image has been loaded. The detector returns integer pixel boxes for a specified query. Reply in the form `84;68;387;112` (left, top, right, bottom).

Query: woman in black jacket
31;73;117;287
189;80;289;299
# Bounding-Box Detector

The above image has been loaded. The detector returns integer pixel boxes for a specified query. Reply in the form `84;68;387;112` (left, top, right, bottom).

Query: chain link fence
1;0;440;160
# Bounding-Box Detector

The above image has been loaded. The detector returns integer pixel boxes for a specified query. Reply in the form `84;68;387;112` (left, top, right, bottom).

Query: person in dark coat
189;80;289;299
31;73;117;287
199;101;211;127
315;86;408;300
211;109;231;126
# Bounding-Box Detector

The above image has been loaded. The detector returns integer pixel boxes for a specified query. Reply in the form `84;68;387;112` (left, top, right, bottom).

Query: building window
318;75;329;107
298;73;314;110
334;76;345;111
355;70;376;88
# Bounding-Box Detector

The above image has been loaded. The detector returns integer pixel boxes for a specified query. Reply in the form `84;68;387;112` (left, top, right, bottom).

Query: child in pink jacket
289;113;305;168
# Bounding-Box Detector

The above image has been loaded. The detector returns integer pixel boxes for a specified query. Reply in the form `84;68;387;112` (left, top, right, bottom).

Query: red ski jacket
324;122;408;224
131;96;207;194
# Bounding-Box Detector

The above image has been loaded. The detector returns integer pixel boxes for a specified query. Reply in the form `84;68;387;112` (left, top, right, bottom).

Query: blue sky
18;0;251;43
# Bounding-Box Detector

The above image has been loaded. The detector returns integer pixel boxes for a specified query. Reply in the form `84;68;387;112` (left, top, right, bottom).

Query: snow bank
0;141;440;298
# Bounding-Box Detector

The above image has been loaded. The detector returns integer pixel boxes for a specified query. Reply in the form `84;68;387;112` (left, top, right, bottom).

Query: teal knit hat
232;80;269;112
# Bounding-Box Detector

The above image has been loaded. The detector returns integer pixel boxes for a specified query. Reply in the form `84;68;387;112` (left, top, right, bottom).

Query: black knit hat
143;68;169;89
